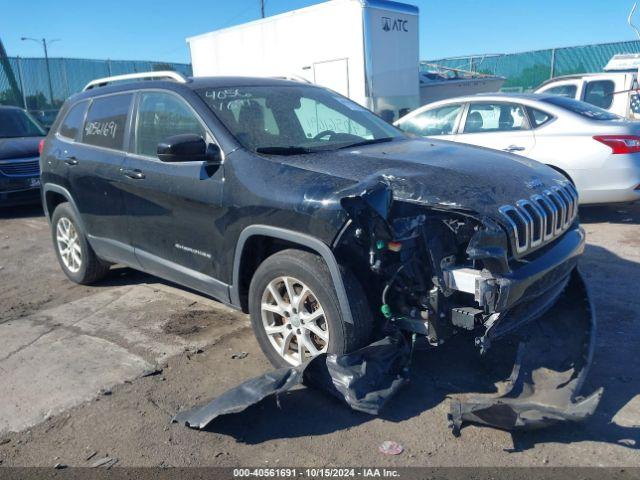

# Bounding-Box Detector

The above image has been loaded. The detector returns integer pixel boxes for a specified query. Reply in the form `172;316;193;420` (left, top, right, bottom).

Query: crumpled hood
278;138;567;218
0;137;42;160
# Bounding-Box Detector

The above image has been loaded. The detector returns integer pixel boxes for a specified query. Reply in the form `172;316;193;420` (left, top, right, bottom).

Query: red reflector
593;135;640;154
38;139;45;155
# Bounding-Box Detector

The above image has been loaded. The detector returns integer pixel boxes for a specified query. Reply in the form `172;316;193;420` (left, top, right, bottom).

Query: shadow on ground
579;202;640;225
0;204;44;219
200;245;640;452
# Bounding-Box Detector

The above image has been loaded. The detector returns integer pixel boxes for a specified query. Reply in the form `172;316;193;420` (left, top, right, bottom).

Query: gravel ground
0;202;638;468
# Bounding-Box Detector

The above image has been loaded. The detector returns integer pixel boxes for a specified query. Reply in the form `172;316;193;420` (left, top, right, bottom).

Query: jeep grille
498;183;578;255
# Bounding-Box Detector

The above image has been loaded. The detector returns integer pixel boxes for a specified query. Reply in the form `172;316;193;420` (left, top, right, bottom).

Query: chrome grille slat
498;182;578;256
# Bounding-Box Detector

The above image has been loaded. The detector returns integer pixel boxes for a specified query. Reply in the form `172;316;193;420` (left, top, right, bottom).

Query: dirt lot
0;203;638;468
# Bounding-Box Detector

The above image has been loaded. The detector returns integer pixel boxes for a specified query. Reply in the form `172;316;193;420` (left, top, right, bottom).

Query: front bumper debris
448;269;602;435
173;332;411;429
174;269;600;436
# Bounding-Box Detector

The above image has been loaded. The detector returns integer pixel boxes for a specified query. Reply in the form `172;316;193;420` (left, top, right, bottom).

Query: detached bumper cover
448;269;602;435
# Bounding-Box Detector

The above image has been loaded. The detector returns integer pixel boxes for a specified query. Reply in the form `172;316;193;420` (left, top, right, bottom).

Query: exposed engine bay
335;180;580;354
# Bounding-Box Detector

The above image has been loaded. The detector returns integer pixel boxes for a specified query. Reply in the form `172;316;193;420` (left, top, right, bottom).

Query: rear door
313;59;350;97
121;89;227;299
455;102;536;156
57;92;135;264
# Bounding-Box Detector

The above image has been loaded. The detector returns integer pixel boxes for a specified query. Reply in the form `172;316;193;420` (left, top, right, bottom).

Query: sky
1;0;638;64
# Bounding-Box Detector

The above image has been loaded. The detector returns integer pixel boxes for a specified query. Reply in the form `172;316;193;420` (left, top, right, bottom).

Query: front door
120;90;227;300
456;102;536;156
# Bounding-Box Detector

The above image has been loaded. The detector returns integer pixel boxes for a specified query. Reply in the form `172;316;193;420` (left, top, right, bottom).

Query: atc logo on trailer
381;16;408;32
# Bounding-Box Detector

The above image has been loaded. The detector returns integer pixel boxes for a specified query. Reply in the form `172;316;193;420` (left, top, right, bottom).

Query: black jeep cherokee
40;75;586;369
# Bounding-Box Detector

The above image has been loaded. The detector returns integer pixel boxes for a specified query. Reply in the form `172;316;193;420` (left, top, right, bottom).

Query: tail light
593;135;640;154
38;139;45;155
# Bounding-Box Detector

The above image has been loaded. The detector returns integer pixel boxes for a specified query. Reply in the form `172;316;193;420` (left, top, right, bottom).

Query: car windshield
0;108;46;138
541;95;620;121
197;85;403;154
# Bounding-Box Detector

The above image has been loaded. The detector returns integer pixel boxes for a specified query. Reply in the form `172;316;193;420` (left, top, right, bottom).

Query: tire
249;249;373;368
51;202;110;285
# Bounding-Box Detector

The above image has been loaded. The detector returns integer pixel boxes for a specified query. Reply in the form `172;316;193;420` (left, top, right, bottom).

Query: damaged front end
332;178;601;432
174;178;601;435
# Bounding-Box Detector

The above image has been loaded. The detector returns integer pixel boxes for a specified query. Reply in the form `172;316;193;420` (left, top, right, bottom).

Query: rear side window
526;107;553;128
82;94;132;150
543;84;578;99
58;102;87;140
583;80;615;110
134;91;206;157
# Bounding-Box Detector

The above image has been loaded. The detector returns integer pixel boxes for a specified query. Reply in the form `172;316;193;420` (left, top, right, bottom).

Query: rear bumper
444;226;585;313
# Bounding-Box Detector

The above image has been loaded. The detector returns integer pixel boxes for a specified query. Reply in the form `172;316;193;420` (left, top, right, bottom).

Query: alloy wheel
56;217;82;273
260;276;329;366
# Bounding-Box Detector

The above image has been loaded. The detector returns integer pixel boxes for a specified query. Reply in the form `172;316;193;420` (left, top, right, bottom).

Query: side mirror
157;134;222;165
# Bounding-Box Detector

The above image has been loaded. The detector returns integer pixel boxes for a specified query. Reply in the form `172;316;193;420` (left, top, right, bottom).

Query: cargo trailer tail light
593;135;640;154
38;139;45;155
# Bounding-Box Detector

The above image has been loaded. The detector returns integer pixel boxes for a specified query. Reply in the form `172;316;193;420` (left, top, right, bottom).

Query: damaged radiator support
173;269;601;436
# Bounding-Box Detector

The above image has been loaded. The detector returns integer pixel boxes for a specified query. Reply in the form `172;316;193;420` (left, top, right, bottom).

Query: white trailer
187;0;419;120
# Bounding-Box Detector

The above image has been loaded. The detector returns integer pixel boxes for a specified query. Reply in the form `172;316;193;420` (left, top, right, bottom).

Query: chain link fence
425;40;640;93
0;57;192;126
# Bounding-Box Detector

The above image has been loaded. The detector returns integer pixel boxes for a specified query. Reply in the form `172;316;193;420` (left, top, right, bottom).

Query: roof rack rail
83;71;188;91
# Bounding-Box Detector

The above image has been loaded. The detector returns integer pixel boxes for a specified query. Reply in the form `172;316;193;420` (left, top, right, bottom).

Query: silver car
395;93;640;205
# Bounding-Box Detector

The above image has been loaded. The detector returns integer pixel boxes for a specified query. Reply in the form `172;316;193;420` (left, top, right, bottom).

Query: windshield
197;85;403;154
0;108;46;138
541;95;620;121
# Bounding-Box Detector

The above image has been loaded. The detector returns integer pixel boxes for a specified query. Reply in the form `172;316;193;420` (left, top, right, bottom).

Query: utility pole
260;0;265;18
21;37;59;107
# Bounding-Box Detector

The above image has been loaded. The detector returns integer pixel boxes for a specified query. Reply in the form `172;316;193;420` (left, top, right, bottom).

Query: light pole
20;37;60;107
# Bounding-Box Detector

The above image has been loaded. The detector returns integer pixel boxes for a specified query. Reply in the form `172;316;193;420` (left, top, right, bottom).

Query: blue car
0;106;46;206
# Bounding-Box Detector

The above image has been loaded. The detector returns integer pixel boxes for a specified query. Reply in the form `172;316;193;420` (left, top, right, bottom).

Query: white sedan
394;93;640;204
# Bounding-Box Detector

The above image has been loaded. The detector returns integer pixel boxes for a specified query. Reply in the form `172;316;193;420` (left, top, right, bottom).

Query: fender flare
230;225;354;324
42;183;87;231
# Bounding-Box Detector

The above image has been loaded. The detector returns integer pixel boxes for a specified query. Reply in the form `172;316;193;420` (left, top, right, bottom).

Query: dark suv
40;74;587;368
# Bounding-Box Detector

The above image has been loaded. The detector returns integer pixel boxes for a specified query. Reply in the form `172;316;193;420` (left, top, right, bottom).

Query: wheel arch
231;225;354;324
42;184;87;231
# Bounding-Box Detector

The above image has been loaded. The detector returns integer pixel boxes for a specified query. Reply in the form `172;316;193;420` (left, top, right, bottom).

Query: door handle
504;145;525;152
121;168;145;180
62;155;78;166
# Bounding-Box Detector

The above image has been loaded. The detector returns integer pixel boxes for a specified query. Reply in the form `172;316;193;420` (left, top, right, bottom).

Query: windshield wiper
256;146;316;155
337;137;395;150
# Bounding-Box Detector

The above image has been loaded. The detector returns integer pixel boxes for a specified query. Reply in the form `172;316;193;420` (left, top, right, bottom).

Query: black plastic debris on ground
447;270;602;435
173;332;411;429
174;270;601;436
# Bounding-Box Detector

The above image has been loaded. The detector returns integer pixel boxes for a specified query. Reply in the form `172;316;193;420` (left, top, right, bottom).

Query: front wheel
249;249;372;368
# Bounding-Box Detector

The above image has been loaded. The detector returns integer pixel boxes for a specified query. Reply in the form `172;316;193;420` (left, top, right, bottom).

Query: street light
20;37;60;107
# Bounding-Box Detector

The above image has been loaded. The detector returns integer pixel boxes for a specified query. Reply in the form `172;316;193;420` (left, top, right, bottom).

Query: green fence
425;40;640;92
0;57;192;125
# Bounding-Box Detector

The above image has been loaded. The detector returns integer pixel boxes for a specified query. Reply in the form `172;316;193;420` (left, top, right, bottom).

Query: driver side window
294;98;372;139
134;91;206;157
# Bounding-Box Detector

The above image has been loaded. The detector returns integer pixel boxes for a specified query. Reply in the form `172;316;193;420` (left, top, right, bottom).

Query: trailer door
313;59;350;98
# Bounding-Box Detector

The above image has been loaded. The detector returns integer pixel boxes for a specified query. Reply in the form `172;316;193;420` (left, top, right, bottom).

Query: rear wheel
249;249;372;368
51;202;110;284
